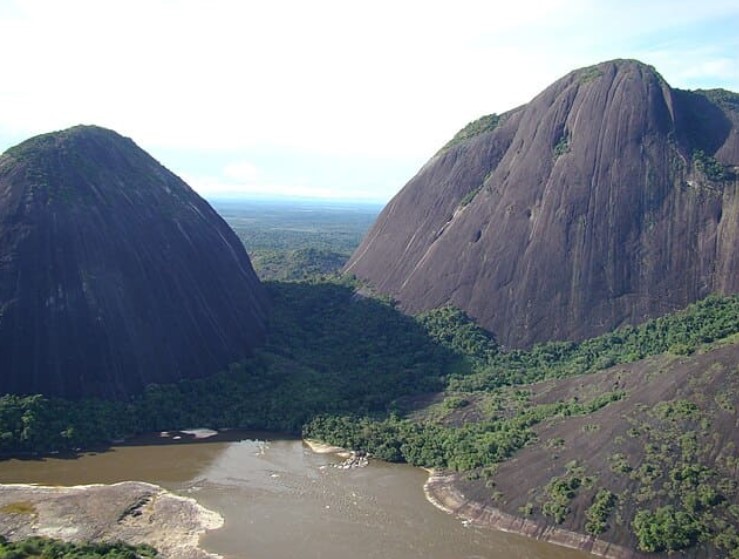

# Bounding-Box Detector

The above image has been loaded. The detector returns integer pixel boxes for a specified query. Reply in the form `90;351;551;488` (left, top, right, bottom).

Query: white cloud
223;161;261;183
2;0;738;202
185;174;385;202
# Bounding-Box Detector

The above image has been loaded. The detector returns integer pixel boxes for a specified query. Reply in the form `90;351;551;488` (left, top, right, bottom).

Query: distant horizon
205;193;388;207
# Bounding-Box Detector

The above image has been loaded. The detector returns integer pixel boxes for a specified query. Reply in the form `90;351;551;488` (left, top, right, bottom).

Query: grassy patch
552;134;570;160
577;66;603;84
442;114;502;151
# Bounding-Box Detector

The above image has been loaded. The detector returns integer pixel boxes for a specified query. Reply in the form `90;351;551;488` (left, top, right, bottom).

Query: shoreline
0;427;277;461
0;481;224;559
423;470;646;559
301;439;640;557
302;438;351;457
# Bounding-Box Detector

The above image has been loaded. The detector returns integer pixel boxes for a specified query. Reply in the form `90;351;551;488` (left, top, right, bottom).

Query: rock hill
346;60;739;348
0;125;269;398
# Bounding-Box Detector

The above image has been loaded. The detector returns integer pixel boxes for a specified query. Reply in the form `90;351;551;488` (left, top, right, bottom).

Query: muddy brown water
0;433;592;559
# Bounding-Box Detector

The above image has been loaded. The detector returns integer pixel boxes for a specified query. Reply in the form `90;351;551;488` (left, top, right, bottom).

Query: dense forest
3;282;735;458
303;293;739;460
0;277;454;452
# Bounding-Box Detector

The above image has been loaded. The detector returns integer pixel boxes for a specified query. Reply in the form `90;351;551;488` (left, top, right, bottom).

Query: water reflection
0;432;241;486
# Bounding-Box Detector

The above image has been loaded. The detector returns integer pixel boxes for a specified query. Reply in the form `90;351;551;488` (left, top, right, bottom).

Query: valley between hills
3;212;739;558
1;59;739;558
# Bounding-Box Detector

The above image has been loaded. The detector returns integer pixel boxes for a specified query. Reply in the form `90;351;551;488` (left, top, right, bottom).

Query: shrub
632;506;700;552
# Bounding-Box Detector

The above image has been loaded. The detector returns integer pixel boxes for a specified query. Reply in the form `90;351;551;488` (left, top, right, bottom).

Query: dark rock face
0;125;269;398
346;60;739;348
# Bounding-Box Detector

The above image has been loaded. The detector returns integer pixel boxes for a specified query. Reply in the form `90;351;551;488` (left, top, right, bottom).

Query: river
0;432;592;559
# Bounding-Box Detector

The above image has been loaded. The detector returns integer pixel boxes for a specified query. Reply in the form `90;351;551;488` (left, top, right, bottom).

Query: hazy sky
1;1;738;203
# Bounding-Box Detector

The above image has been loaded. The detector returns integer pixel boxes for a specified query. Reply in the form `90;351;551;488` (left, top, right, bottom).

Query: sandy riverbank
0;481;223;559
302;438;351;456
423;470;646;559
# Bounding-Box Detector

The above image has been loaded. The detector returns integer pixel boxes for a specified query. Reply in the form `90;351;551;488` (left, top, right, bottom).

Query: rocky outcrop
424;471;645;559
346;60;739;348
423;339;739;558
0;126;269;398
0;481;223;559
334;451;369;469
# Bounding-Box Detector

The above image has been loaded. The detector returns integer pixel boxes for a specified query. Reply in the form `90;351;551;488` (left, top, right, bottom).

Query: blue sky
1;0;738;203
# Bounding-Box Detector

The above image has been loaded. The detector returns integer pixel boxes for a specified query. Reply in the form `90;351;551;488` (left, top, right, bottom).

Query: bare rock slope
0;125;269;398
346;60;739;348
426;338;739;557
0;481;223;559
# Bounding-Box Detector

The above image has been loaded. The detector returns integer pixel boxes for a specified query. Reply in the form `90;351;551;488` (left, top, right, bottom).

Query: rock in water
345;59;739;348
0;125;269;398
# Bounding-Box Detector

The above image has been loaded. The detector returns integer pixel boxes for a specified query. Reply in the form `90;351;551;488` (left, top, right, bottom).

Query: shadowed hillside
0;126;269;398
